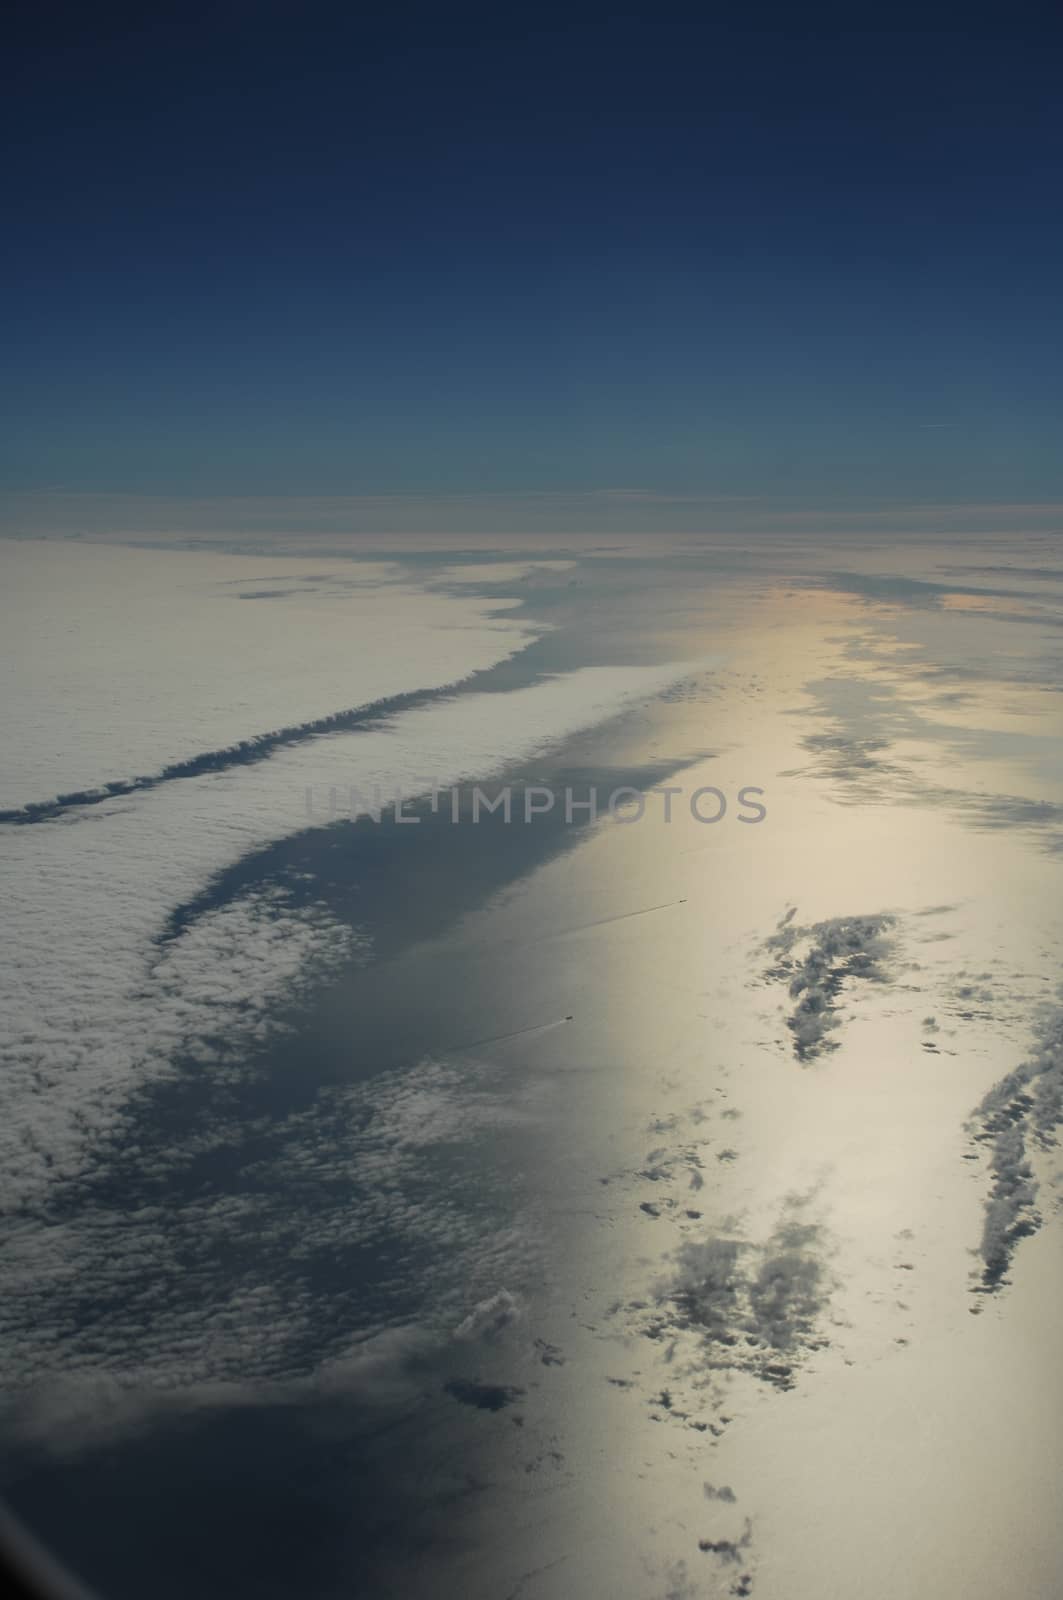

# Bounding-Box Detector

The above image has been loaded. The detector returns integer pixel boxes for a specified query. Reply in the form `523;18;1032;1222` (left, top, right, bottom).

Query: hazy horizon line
2;488;1062;542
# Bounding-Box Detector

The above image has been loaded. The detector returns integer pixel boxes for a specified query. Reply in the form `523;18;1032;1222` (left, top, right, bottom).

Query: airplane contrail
544;897;688;939
445;1015;575;1053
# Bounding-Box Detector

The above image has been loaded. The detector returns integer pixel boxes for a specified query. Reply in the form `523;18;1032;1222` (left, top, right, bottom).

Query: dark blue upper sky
4;2;1063;525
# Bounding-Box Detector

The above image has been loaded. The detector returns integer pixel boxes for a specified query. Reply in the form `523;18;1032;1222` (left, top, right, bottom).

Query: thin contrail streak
546;897;688;938
446;1015;575;1053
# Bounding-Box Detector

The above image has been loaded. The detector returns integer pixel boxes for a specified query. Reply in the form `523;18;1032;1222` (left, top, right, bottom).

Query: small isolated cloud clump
648;1194;832;1388
698;1517;753;1562
970;998;1063;1290
763;907;897;1060
453;1289;524;1343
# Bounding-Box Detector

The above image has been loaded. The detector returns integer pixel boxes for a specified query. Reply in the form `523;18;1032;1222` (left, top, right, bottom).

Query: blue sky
4;4;1063;529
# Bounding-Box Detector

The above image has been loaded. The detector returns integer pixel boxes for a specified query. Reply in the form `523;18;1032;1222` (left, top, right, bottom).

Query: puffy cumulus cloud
453;1290;524;1344
666;1237;743;1343
645;1193;833;1390
762;908;897;1061
698;1519;754;1563
970;998;1063;1291
747;1217;827;1353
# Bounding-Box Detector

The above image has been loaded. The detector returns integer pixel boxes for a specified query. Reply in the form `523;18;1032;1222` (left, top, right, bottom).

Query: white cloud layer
0;540;536;810
0;544;703;1421
2;576;700;1208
